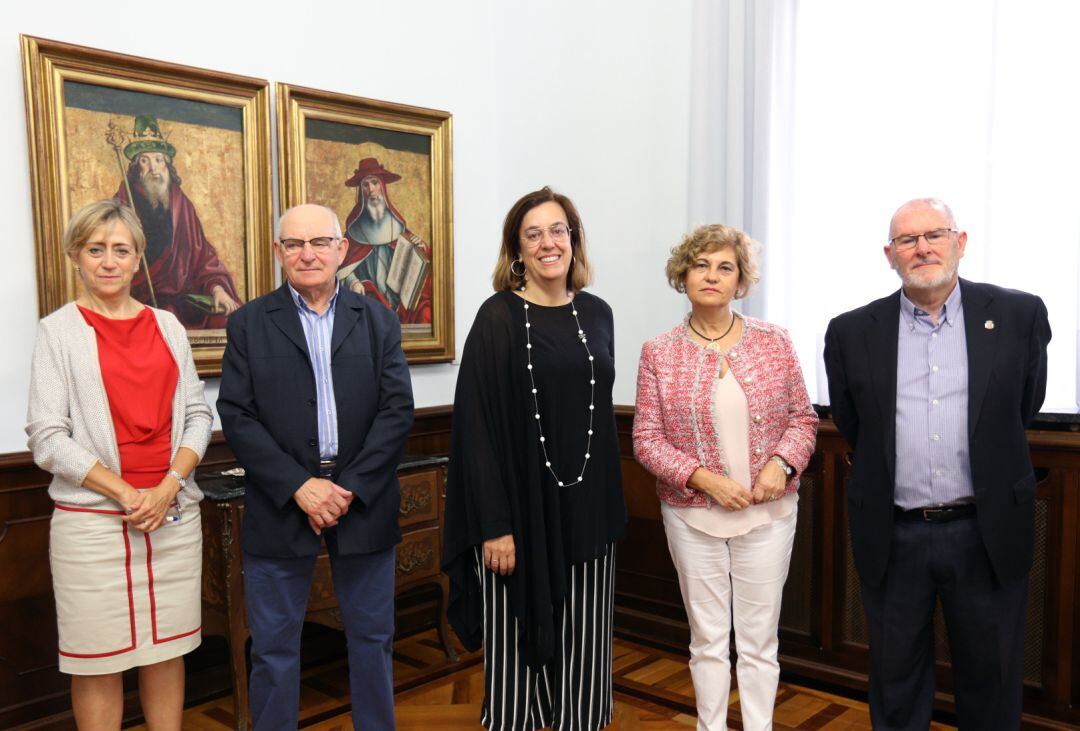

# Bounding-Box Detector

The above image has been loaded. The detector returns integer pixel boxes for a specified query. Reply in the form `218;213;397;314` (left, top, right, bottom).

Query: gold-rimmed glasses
521;223;571;248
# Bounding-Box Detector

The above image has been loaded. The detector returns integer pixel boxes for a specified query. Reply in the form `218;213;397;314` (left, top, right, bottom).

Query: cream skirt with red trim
49;503;202;675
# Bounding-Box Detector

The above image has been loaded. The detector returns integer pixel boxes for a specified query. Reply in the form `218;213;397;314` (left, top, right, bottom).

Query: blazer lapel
266;285;311;361
866;291;901;483
331;289;366;356
960;279;998;437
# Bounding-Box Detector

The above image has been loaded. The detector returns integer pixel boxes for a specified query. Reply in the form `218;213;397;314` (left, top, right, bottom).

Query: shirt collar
899;281;962;330
287;281;340;316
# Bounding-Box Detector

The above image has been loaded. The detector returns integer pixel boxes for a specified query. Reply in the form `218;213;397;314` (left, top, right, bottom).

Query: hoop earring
510;258;526;277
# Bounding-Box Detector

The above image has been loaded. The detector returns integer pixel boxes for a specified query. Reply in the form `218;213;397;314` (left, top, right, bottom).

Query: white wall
1;1;695;453
493;2;695;406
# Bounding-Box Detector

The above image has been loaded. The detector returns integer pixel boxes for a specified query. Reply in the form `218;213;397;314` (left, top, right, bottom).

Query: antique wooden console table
198;455;454;731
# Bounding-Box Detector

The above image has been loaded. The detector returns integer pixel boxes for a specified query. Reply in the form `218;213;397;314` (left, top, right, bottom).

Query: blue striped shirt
893;284;974;509
288;283;339;460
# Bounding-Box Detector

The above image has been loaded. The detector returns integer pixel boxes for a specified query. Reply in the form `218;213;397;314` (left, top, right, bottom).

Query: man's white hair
888;198;957;241
276;204;343;240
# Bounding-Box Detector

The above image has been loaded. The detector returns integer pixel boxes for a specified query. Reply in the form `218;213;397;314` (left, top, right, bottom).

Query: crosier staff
105;120;157;307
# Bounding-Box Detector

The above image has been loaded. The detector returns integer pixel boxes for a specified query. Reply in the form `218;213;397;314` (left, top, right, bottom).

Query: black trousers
475;544;616;731
860;514;1027;730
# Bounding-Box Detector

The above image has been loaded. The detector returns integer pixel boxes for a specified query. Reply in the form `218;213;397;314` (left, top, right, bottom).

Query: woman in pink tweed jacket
633;224;817;730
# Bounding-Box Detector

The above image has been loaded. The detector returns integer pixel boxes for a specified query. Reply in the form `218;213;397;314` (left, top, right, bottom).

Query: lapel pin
984;320;995;330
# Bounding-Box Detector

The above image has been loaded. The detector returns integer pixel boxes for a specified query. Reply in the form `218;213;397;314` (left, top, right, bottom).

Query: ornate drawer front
396;526;440;585
399;470;439;527
200;510;228;610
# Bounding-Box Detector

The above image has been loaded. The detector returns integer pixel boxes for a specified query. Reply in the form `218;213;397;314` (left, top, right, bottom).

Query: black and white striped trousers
474;543;616;731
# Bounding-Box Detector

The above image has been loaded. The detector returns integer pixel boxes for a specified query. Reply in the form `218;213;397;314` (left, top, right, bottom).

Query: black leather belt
318;459;337;476
895;503;976;523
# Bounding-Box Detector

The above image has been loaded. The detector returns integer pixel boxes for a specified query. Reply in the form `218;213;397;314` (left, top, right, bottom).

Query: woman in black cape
443;187;627;731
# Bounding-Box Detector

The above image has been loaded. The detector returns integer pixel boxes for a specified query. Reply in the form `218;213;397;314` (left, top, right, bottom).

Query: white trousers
661;504;798;731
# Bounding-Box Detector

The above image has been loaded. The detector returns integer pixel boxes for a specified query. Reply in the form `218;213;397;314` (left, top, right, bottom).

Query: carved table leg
223;504;251;730
228;626;249;730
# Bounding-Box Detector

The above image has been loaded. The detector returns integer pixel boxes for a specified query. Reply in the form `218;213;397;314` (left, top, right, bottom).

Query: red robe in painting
342;199;433;326
115;183;240;329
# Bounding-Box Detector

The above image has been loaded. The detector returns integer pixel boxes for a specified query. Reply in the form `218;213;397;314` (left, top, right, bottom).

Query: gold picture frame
276;82;454;363
21;34;274;376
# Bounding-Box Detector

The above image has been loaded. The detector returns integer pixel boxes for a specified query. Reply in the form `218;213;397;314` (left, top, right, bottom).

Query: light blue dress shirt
893;284;975;509
288;282;339;460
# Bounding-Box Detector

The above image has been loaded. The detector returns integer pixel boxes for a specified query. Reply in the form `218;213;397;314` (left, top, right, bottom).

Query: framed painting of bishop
21;34;274;376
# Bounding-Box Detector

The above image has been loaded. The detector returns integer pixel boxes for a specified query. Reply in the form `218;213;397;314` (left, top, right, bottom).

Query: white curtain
687;0;796;320
692;0;1080;410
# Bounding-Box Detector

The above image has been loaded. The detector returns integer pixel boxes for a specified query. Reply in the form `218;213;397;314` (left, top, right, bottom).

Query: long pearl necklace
521;289;596;487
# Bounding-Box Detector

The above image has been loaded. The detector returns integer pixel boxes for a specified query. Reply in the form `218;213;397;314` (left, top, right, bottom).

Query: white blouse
666;363;795;538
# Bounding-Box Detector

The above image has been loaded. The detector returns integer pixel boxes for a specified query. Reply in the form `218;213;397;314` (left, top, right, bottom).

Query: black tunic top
443;290;627;669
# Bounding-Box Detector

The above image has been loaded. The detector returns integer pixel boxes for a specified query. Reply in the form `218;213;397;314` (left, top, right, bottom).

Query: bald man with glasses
219;204;413;730
824;198;1051;729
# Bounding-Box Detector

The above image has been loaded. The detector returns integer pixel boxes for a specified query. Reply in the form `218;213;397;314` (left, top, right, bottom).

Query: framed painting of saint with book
276;83;454;363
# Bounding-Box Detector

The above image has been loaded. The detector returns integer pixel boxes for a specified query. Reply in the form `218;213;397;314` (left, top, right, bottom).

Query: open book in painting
387;233;431;312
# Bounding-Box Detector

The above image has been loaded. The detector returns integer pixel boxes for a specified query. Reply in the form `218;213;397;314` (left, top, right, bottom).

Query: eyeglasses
521;223;571;247
279;237;340;255
889;228;957;251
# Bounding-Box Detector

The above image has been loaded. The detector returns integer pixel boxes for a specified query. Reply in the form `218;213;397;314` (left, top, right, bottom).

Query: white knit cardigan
25;302;213;508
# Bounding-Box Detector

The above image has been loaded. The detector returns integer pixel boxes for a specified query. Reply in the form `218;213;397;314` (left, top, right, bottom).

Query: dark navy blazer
218;284;414;558
824;279;1050;587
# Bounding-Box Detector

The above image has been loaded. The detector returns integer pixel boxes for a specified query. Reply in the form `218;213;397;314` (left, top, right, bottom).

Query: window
763;0;1079;410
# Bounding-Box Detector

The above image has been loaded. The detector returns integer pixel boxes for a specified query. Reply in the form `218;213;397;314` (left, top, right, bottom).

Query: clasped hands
687;460;788;511
122;478;179;533
294;477;354;535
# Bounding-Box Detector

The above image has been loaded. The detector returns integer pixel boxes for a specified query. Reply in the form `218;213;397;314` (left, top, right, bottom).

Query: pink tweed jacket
633;316;818;508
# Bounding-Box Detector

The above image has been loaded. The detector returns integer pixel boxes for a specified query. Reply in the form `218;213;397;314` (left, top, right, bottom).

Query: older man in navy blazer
218;204;413;731
824;198;1050;729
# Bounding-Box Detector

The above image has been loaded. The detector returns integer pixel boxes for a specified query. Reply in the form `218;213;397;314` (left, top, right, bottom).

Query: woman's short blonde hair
63;200;147;259
492;186;592;292
665;223;760;298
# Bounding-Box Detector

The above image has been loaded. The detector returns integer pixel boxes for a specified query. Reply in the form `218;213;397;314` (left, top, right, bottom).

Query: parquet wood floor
130;633;955;730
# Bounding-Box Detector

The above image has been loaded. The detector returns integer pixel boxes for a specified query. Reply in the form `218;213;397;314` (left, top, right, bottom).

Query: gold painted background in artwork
63;108;248;302
305;140;432;244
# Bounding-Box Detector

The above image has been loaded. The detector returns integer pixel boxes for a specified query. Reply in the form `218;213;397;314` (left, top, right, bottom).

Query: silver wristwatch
770;455;794;476
167;469;188;489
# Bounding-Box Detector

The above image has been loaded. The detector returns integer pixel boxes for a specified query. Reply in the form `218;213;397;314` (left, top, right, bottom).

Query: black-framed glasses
888;228;957;251
521;223;571;247
279;236;340;255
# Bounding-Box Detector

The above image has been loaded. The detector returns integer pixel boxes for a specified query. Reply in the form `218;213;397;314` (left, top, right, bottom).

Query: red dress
78;306;178;488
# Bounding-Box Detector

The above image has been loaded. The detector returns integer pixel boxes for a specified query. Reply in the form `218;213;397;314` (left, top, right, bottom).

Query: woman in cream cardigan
26;200;212;730
633;224;817;730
